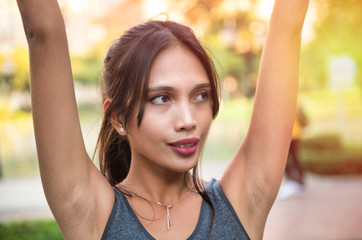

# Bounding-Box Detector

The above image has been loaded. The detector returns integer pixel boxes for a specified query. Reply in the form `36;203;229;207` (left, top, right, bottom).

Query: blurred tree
0;47;30;92
168;0;266;98
71;41;105;85
0;44;104;92
300;0;362;90
69;0;145;85
12;47;30;91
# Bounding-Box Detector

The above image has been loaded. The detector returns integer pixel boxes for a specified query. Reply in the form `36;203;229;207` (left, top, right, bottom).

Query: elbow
17;0;66;43
23;24;36;43
23;19;65;44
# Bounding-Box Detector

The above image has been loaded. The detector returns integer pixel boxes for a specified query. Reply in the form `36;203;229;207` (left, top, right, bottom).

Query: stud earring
120;127;125;133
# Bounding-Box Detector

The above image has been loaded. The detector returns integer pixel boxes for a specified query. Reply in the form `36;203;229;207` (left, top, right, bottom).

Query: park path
0;177;52;222
1;163;362;239
265;174;362;240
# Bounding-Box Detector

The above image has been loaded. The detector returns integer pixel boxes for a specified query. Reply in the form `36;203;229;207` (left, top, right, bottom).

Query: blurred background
0;0;361;239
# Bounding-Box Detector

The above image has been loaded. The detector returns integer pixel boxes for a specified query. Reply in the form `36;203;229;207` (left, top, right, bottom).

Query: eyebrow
148;83;211;92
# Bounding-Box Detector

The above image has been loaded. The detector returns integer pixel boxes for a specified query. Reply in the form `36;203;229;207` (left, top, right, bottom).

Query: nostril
177;120;197;132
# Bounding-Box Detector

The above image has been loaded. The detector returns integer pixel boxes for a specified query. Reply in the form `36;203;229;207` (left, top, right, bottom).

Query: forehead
149;44;209;88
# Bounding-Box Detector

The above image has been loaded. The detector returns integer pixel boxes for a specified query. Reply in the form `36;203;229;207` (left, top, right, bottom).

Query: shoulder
101;188;154;240
204;178;225;202
200;179;251;240
101;188;122;240
205;178;243;218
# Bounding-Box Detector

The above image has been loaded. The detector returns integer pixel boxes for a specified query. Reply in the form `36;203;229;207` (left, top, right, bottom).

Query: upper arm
220;0;309;237
17;0;114;237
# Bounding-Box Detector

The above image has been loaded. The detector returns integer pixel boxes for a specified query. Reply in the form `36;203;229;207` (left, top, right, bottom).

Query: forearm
271;0;310;33
244;0;309;181
252;0;309;135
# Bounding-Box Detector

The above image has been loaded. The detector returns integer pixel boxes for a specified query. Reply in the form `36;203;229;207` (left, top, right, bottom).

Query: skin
110;44;212;239
121;44;213;180
16;0;309;239
108;44;212;239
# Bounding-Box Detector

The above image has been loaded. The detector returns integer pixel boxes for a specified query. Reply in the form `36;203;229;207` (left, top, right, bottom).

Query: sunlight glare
68;0;88;13
221;0;252;15
255;0;273;20
143;0;167;18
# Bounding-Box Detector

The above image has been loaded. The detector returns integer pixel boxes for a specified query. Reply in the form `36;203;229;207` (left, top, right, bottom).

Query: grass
0;219;62;240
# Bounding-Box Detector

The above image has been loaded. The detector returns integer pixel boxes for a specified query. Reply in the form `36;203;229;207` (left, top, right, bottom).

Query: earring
120;127;125;133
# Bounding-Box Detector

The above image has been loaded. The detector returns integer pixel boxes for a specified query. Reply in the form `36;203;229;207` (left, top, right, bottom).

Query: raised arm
17;0;113;238
221;0;309;238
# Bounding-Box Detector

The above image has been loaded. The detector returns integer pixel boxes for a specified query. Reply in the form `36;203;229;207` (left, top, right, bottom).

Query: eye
193;91;210;103
149;95;172;105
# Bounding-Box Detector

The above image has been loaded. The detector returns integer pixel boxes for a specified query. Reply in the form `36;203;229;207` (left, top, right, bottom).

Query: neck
122;159;194;204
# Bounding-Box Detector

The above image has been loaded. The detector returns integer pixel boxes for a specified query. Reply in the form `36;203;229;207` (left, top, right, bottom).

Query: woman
17;0;309;239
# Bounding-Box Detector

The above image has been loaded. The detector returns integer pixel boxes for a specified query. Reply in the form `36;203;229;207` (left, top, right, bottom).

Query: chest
129;194;203;240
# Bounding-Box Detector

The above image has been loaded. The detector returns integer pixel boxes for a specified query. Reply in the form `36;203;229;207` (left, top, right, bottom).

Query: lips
168;138;199;156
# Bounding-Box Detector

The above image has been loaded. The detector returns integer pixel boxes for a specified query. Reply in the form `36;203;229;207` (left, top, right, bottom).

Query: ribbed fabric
101;178;250;240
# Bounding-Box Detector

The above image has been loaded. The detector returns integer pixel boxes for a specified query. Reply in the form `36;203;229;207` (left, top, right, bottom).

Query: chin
171;156;200;173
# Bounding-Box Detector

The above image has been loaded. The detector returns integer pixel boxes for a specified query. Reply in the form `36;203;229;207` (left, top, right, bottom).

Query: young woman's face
126;44;213;174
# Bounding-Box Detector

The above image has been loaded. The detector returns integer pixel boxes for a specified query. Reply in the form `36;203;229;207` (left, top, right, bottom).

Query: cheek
133;108;171;137
202;115;213;132
197;106;213;130
128;104;213;137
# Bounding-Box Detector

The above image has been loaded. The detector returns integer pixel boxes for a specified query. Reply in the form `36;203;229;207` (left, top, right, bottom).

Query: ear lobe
104;98;127;135
110;111;127;136
116;125;127;135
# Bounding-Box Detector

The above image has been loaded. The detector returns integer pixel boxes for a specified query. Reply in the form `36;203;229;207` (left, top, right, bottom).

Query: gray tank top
101;178;250;239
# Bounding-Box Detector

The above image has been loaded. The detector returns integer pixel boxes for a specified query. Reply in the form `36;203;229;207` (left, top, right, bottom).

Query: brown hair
95;20;219;223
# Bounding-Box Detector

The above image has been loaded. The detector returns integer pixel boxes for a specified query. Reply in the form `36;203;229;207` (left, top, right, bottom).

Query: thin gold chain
122;183;191;231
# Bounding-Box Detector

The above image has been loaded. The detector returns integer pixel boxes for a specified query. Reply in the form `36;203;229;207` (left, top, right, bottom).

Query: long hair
95;20;220;225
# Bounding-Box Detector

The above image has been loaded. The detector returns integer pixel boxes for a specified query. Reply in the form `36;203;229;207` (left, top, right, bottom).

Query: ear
104;98;127;136
103;98;112;113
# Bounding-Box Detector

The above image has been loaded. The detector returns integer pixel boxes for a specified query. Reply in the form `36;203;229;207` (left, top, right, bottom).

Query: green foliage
300;140;362;174
301;0;362;90
0;41;105;92
71;50;103;85
0;220;62;240
0;47;30;92
72;34;121;85
204;89;362;173
167;0;265;96
204;35;246;82
12;48;30;91
170;0;362;92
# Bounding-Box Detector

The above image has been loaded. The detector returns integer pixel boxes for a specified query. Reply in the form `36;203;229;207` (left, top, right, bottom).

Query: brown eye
150;95;172;105
193;92;210;103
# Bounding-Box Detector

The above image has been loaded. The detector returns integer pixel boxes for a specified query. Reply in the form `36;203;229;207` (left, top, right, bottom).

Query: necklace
122;183;191;231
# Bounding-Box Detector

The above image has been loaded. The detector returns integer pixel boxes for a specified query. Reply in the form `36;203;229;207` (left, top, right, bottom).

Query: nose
174;102;197;132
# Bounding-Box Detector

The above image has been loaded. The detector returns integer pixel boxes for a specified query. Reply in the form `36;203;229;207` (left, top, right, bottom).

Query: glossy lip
168;137;200;156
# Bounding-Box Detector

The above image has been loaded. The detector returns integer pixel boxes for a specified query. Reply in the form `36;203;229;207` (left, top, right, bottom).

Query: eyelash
148;91;210;105
192;92;210;104
149;95;172;105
